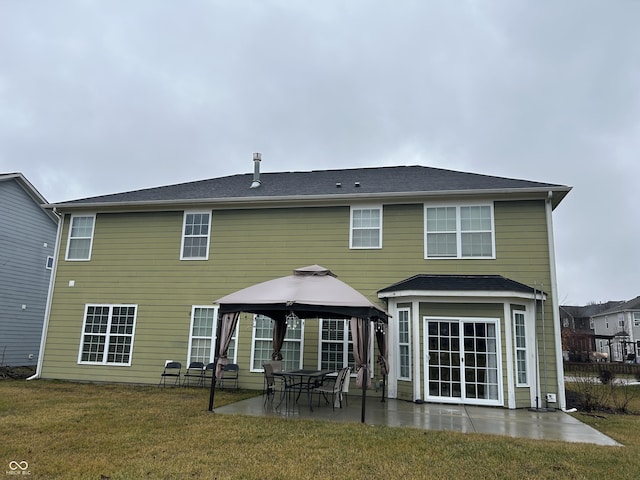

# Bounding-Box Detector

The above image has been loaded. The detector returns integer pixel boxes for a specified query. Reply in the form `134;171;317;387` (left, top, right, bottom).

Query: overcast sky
1;1;638;306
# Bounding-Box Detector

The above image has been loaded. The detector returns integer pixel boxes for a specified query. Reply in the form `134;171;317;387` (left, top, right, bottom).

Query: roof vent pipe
250;152;262;188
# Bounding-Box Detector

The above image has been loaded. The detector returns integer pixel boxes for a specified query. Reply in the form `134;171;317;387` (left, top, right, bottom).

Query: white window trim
180;210;212;260
65;214;96;261
513;311;529;387
349;205;383;249
187;305;237;365
317;318;354;372
250;315;304;372
633;312;640;328
397;308;412;381
423;202;495;260
77;304;137;366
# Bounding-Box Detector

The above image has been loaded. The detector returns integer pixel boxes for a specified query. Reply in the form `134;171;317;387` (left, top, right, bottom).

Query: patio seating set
262;361;351;411
158;361;239;389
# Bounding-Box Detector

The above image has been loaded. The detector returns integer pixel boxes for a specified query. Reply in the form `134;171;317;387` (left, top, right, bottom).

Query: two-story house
591;296;640;362
560;302;624;362
35;160;571;410
0;173;59;368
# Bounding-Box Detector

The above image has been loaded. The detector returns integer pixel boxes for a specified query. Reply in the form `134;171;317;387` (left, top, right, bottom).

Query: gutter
28;210;63;380
44;186;572;213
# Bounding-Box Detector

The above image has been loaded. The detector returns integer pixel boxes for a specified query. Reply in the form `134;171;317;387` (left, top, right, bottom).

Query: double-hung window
251;315;303;371
181;211;211;260
187;306;236;364
66;214;95;260
513;311;528;386
398;309;411;380
424;204;494;259
350;206;382;249
78;304;137;365
319;319;354;371
634;312;640;328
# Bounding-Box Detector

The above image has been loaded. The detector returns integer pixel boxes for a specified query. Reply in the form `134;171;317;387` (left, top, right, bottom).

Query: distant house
591;297;640;362
560;301;624;362
37;160;571;410
0;173;59;367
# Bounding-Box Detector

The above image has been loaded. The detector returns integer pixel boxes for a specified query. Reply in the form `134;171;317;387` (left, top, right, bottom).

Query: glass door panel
425;318;501;406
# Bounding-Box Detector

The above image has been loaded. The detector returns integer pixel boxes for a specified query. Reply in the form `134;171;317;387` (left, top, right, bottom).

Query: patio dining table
274;369;334;412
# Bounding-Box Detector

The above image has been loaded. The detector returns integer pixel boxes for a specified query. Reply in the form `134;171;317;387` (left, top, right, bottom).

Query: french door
424;318;502;406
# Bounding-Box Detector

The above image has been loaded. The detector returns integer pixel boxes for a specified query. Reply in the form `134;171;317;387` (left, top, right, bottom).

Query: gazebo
207;265;389;423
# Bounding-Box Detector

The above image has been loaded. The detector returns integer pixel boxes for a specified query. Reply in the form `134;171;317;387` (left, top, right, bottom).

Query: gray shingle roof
48;165;570;209
378;274;538;295
593;296;640;316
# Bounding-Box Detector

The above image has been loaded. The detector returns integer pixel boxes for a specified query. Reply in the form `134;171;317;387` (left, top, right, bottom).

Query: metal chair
314;366;350;409
341;367;351;406
182;361;205;387
203;362;216;387
158;361;181;387
262;362;284;405
219;363;239;390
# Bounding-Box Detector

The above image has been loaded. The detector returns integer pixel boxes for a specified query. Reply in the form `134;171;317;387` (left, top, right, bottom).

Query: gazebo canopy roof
214;265;388;322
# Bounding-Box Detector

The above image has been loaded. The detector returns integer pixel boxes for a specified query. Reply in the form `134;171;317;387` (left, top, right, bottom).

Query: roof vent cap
354;182;361;188
250;152;262;188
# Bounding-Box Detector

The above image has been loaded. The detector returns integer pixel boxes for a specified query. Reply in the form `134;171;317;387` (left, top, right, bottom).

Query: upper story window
181;211;211;260
78;304;137;365
634;312;640;328
66;214;95;261
424;204;494;259
350;206;382;249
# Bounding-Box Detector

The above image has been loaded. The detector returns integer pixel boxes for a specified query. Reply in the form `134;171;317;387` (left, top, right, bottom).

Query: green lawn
1;380;639;479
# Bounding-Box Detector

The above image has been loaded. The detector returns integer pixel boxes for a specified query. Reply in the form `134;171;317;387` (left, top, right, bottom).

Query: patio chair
203;362;216;386
220;363;239;390
182;361;205;387
262;362;284;405
314;366;350;410
341;367;351;406
158;361;181;387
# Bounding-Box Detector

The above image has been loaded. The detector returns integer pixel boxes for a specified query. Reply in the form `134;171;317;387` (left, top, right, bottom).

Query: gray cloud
1;0;638;304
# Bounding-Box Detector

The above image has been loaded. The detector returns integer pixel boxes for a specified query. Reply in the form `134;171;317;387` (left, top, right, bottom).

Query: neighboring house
0;173;59;367
560;302;624;362
591;296;640;362
36;159;571;410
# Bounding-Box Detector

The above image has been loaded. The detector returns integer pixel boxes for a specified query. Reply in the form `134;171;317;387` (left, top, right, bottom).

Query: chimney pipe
250;152;262;188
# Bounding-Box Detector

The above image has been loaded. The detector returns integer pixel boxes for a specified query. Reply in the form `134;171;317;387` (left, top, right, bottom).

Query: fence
564;361;640;378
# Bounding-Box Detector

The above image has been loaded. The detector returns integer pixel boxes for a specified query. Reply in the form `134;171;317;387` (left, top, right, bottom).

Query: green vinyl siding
42;199;558;398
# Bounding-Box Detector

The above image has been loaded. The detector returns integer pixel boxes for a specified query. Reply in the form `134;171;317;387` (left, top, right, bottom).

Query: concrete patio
213;393;621;446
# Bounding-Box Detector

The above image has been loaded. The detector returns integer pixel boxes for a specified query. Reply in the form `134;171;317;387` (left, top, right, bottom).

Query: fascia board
378;289;546;301
45;186;571;213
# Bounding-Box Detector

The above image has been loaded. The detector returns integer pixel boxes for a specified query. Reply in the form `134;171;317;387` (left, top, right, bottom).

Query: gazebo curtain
215;312;240;379
350;317;371;388
271;319;286;361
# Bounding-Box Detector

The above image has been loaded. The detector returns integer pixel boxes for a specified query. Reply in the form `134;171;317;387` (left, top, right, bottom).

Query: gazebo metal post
207;314;224;412
361;318;368;423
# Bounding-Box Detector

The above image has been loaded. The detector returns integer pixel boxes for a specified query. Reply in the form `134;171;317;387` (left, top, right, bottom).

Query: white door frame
423;316;504;407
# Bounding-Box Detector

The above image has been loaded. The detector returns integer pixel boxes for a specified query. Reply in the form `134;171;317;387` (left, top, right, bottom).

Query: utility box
546;393;557;403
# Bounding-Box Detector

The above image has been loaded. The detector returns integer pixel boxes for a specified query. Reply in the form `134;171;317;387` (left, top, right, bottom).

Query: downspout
28;210;63;380
546;191;567;410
